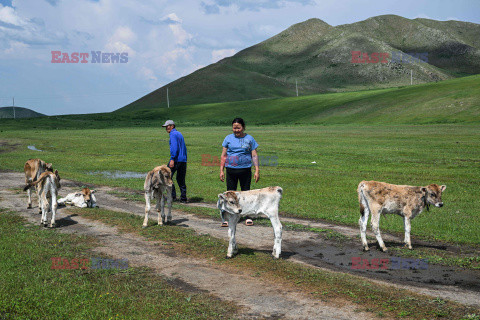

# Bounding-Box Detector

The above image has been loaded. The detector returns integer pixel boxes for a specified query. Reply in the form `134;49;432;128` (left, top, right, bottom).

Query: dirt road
1;171;479;319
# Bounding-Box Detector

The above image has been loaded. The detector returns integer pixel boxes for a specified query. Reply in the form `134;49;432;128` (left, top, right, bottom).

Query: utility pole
167;88;170;108
295;80;298;97
13;97;15;119
410;70;413;85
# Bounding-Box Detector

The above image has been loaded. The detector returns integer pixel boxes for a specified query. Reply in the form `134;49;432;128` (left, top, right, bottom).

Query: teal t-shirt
222;133;259;169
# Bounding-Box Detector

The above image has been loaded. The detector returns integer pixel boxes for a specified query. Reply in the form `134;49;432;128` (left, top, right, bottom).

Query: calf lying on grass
217;186;283;259
58;187;97;208
143;165;173;227
24;170;61;228
358;180;446;251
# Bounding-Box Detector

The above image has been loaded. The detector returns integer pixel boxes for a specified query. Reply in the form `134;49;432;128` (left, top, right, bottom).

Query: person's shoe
245;219;254;226
180;198;188;203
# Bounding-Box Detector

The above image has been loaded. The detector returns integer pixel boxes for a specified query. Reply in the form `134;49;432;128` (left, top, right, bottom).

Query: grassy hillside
119;15;480;112
1;74;476;130
0;106;45;119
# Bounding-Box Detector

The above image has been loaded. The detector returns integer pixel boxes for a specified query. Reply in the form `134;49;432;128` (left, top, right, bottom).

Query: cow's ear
90;189;96;193
47;163;53;169
218;193;225;200
441;185;446;192
421;187;427;193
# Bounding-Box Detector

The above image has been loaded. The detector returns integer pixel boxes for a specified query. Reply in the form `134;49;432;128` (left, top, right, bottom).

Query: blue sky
0;0;479;115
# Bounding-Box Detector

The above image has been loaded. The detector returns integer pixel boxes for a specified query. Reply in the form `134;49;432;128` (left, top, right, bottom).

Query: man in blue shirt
162;120;187;203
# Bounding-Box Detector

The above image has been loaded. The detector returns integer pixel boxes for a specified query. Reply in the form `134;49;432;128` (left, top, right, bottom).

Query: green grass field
0;209;237;319
1;123;479;245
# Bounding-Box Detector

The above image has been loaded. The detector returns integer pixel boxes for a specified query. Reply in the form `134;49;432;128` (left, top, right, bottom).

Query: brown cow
358;181;446;251
143;165;173;227
24;158;53;209
24;170;61;228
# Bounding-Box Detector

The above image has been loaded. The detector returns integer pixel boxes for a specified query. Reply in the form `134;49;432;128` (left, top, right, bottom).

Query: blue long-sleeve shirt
169;128;187;162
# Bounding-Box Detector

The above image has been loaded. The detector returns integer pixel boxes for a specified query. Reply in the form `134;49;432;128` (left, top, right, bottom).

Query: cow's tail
23;172;48;191
357;181;367;217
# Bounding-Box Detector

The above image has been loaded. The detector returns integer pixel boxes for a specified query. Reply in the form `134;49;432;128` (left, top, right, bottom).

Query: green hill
1;74;478;130
118;15;480;112
0;107;45;119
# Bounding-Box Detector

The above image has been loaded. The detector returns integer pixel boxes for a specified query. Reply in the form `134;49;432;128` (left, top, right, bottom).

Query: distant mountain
0;107;45;119
118;15;480;112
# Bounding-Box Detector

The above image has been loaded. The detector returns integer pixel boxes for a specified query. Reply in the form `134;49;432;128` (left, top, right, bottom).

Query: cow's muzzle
435;202;444;208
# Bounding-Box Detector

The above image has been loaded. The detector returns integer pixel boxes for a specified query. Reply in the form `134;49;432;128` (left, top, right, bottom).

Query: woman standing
219;117;259;226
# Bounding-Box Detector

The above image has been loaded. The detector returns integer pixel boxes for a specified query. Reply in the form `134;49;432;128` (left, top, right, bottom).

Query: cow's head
217;191;242;214
159;166;173;187
422;184;446;208
46;163;53;172
80;187;96;208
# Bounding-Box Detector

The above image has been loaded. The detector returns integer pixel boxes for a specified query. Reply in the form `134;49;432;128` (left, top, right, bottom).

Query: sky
0;0;479;115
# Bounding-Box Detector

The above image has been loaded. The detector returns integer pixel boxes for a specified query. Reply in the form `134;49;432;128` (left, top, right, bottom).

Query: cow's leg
226;214;240;258
370;204;387;252
143;191;152;228
269;213;283;259
40;193;48;226
27;188;32;209
159;191;166;225
49;191;57;228
165;186;173;224
403;216;413;250
359;196;370;251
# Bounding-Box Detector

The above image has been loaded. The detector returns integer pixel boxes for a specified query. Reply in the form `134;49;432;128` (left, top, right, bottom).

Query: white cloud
168;23;192;45
211;48;236;62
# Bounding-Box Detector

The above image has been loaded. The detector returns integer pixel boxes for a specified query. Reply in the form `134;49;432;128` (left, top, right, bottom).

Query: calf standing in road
358;181;446;251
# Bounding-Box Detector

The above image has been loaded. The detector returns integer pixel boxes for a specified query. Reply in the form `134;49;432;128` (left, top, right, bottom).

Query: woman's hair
232;117;245;128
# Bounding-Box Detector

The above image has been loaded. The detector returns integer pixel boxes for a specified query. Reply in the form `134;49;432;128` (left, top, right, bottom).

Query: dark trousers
222;167;251;222
170;161;187;201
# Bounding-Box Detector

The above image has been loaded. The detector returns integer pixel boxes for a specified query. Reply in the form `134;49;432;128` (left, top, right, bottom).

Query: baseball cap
162;120;175;127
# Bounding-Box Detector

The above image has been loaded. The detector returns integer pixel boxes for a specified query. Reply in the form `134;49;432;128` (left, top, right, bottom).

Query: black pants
170;161;187;201
222;167;251;222
226;167;251;191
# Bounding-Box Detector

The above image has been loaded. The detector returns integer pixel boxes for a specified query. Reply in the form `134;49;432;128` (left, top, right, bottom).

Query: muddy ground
1;171;479;318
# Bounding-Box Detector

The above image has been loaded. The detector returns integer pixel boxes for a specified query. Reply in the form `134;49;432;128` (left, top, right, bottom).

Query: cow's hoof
48;224;56;228
142;225;147;228
381;247;388;252
225;255;233;259
272;255;280;259
27;205;32;209
363;247;370;252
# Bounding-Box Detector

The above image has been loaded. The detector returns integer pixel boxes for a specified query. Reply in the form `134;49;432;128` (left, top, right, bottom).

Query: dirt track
1;171;479;318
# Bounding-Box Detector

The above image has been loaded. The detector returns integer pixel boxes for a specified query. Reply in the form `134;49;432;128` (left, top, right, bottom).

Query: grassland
0;209;237;319
1;123;479;246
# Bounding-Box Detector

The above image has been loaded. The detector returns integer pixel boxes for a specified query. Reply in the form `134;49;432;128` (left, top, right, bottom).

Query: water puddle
87;171;145;179
27;145;43;152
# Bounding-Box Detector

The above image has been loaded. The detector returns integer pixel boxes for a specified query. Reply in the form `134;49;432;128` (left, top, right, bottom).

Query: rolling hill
0;107;45;119
1;74;478;130
118;15;480;112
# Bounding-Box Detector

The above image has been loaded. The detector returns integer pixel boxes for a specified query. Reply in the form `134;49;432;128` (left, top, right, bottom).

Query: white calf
24;170;61;228
58;187;97;208
217;186;283;259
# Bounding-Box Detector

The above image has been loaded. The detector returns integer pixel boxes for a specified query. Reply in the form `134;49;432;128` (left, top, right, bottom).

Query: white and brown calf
217;186;283;259
58;187;97;208
358;180;446;251
24;158;53;209
143;165;173;227
24;170;61;228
